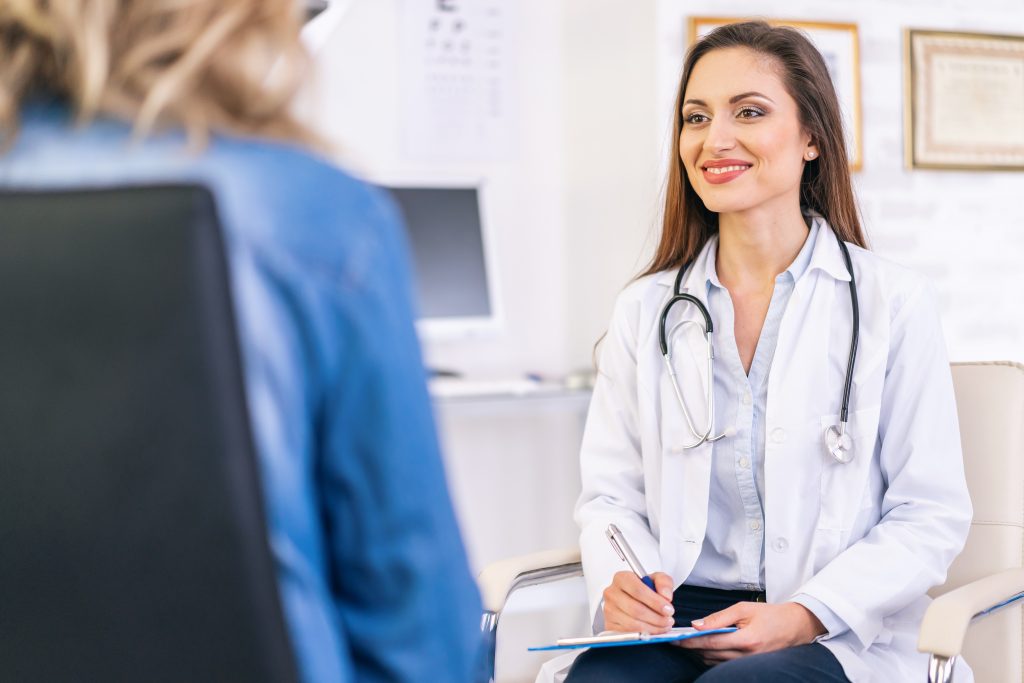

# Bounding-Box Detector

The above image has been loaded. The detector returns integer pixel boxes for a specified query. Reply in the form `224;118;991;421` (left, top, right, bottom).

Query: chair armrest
478;547;582;613
477;549;583;683
918;568;1024;658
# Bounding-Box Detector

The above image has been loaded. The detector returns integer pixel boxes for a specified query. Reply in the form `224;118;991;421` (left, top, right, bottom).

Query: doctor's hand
602;571;676;634
674;601;826;665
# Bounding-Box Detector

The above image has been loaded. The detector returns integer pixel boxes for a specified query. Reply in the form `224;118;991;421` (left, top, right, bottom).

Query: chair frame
918;569;1024;682
479;549;583;683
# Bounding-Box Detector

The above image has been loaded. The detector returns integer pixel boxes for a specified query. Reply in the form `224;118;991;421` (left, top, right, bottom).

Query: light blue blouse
687;218;846;635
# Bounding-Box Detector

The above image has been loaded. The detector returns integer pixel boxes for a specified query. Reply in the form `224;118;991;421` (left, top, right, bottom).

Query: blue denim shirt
1;104;483;683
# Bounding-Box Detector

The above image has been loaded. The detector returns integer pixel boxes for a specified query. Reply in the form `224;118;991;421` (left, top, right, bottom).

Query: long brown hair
0;0;313;147
640;20;866;280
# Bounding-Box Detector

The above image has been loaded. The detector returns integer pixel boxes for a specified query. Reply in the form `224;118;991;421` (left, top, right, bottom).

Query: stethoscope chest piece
824;423;855;464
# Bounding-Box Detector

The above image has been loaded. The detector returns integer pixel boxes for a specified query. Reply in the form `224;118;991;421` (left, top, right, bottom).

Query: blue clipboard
528;626;738;652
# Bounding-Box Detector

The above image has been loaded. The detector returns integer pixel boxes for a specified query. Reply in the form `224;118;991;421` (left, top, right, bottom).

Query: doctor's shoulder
592;271;674;367
609;271;675;326
619;271;668;303
841;240;945;331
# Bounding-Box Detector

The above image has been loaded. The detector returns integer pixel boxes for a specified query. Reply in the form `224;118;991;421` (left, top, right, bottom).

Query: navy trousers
564;585;849;683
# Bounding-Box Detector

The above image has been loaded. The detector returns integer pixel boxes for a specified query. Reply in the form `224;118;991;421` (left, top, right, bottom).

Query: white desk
431;384;591;574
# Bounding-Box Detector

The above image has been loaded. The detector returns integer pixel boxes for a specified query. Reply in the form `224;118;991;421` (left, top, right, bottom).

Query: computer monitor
303;0;327;21
385;185;499;338
301;0;352;53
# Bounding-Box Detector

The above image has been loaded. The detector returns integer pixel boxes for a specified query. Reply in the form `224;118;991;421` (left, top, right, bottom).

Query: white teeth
705;165;749;174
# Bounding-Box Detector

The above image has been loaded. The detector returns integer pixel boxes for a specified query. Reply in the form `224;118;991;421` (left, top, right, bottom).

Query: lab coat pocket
816;405;881;535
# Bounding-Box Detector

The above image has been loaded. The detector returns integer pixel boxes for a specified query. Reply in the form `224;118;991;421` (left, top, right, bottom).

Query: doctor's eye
736;106;766;120
683;112;709;126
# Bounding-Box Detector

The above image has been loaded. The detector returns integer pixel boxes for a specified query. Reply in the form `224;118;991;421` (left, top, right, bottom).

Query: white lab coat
542;223;973;683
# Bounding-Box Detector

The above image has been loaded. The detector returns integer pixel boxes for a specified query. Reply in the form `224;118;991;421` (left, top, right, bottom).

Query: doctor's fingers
692;601;757;630
609;571;675;615
603;587;672;631
676;626;773;658
650;572;675;600
604;600;674;633
674;631;745;652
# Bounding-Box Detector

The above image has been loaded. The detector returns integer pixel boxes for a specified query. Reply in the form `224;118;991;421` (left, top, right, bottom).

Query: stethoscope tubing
658;293;712;355
659;229;859;461
837;239;859;427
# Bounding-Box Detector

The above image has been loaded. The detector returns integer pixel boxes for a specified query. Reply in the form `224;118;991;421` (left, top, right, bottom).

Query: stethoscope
658;230;860;464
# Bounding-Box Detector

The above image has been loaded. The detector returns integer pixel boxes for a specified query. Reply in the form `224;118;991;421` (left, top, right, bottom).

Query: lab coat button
772;537;789;553
770;428;787;444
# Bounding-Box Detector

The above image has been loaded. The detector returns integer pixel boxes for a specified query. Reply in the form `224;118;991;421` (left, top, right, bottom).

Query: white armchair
917;361;1024;682
478;361;1024;683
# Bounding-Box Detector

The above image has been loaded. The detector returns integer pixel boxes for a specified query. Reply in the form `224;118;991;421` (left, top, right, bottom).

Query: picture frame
687;17;863;172
904;29;1024;170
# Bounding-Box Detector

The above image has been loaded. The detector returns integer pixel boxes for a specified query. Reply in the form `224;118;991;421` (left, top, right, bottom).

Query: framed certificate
905;29;1024;170
688;17;863;172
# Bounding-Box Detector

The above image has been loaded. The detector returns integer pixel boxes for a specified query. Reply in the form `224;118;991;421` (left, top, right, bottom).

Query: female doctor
562;21;972;683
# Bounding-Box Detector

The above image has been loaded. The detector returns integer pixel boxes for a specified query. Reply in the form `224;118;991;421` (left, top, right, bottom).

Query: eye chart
399;0;517;162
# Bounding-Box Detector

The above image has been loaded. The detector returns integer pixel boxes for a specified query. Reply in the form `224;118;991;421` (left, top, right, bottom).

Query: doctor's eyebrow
682;91;777;107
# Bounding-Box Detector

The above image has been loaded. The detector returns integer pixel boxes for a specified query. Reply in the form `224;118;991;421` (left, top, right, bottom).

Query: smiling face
679;47;817;218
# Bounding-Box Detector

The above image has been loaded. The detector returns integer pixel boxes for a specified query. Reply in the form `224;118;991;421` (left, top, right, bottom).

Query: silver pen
605;523;656;592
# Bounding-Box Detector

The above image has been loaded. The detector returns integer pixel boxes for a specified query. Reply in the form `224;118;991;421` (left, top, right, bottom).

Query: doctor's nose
703;118;737;155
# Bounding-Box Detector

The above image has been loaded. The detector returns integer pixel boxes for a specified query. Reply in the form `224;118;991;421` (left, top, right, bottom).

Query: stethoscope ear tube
658;292;713;356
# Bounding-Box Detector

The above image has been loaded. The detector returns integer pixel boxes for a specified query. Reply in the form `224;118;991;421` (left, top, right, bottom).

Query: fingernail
691;619;704;627
662;605;675;615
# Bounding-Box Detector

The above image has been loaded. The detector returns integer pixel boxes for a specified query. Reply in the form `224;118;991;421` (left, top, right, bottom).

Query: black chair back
0;186;299;683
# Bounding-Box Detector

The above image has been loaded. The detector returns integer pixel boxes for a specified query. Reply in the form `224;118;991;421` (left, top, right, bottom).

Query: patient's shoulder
202;136;404;275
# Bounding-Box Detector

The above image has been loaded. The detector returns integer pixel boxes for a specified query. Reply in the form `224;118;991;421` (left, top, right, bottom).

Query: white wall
561;0;662;367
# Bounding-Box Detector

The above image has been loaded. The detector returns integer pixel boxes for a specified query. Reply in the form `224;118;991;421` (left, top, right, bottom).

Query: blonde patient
0;2;483;682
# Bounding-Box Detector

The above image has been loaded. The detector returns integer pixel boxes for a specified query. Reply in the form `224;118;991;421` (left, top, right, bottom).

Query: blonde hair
0;0;314;146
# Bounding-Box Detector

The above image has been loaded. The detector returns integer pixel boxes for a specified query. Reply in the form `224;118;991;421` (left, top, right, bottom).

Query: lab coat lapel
763;224;849;597
770;221;853;422
654;242;716;583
